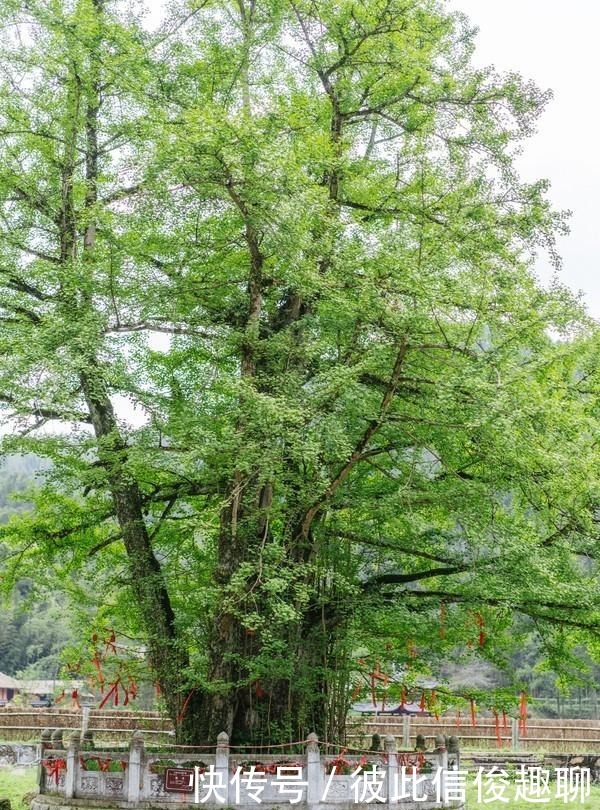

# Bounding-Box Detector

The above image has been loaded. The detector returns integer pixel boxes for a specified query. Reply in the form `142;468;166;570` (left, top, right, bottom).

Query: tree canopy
0;0;599;745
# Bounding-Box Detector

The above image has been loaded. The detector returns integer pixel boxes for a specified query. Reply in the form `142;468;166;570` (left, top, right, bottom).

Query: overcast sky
447;0;600;317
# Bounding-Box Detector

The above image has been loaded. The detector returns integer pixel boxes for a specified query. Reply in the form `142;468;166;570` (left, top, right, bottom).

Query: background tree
0;0;599;745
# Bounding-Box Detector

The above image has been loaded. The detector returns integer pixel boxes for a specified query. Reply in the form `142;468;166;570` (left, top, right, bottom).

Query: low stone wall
0;743;37;765
33;729;462;809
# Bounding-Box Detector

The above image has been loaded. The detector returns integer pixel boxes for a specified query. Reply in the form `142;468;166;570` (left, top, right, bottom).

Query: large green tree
0;0;599;745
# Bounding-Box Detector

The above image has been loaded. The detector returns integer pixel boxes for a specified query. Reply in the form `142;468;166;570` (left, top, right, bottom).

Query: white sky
447;0;600;317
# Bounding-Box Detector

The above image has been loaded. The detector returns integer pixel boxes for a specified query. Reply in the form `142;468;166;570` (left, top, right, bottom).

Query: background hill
0;455;72;679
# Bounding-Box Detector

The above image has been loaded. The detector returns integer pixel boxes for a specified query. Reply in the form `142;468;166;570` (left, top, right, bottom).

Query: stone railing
35;728;462;808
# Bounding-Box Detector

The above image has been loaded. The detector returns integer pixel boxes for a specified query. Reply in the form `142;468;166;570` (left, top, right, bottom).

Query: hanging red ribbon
92;650;105;693
470;698;477;727
98;680;120;709
177;687;196;725
104;629;117;655
519;691;528;737
419;691;427;712
502;711;509;732
370;663;388;708
475;613;486;647
456;709;462;728
428;689;439;719
71;689;81;710
43;758;66;784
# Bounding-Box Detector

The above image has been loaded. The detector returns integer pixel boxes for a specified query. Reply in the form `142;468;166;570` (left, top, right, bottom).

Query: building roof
19;679;83;695
0;672;20;689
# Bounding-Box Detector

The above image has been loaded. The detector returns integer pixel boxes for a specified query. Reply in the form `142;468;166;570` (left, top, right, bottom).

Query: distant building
0;675;84;707
352;700;431;716
19;679;83;707
0;672;20;704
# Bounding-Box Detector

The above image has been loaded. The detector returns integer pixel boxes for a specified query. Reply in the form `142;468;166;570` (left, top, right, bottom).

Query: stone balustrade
33;728;462;809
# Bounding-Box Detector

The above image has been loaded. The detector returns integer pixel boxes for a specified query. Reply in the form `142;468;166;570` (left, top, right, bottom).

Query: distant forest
0;455;73;678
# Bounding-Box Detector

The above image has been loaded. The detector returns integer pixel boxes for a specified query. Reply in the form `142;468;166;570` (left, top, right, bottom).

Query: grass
0;767;37;809
466;780;600;809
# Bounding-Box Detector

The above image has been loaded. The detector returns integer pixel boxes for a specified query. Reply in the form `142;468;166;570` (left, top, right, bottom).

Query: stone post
81;706;91;737
447;736;460;771
401;716;411;749
216;732;230;804
511;717;520;751
81;730;95;751
415;734;426;752
127;731;144;803
51;729;64;750
434;734;448;805
38;729;52;794
306;732;320;807
384;734;397;804
65;731;80;799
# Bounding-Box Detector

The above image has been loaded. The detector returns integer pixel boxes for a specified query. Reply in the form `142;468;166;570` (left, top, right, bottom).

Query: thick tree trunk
194;498;342;745
80;371;194;737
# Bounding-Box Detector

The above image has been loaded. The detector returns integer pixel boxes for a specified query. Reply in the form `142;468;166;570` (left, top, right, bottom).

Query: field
465;781;600;809
0;767;37;808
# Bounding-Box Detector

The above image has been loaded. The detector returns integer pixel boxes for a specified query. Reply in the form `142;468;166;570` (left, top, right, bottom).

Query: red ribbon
428;689;439;720
475;613;486;647
470;698;477;727
519;691;528;737
92;651;105;692
43;758;66;784
104;629;117;655
98;680;120;709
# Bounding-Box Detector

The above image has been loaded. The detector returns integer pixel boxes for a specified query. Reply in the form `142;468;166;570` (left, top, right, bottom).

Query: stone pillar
65;731;80;799
51;729;64;750
81;705;91;737
306;732;320;807
216;732;229;804
384;734;397;804
434;734;448;805
38;729;52;794
127;731;144;803
401;716;411;749
512;717;520;751
415;734;426;752
447;736;460;771
81;730;95;751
